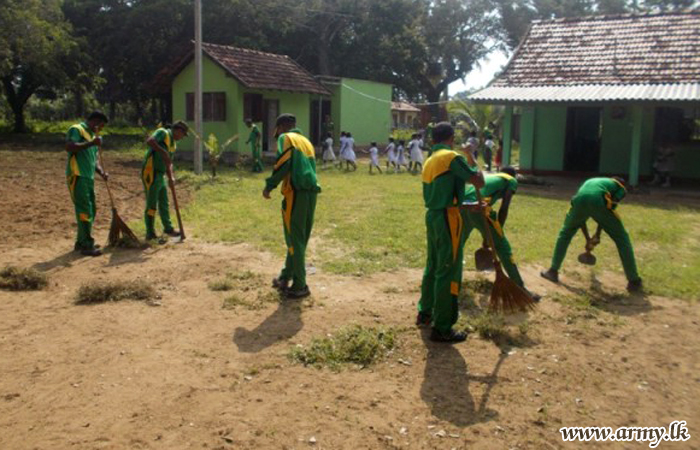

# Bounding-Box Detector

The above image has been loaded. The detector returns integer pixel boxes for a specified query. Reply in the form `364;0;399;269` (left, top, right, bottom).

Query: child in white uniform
344;132;357;171
396;140;408;172
337;131;347;169
322;132;335;168
385;137;397;172
366;142;382;174
409;133;424;173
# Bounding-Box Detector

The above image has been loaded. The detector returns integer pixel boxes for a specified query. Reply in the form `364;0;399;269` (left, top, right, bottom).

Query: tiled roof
391;101;420;112
150;43;330;95
493;11;700;87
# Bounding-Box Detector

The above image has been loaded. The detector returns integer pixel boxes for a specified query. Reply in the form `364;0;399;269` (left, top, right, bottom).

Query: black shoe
415;312;432;327
80;246;103;257
145;233;158;241
430;328;468;343
272;276;290;291
164;229;181;237
74;243;100;252
540;269;559;283
528;290;542;303
285;285;311;299
627;278;643;293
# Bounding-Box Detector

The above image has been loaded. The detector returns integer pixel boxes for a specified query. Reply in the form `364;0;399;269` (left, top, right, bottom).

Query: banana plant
202;133;238;178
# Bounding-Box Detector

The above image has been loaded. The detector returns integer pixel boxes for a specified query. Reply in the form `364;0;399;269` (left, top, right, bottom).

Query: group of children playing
322;132;428;174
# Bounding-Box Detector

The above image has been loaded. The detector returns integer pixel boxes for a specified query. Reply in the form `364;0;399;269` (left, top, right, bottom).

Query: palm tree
447;100;504;135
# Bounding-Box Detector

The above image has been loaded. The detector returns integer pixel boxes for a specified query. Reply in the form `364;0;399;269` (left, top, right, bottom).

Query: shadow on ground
232;300;304;353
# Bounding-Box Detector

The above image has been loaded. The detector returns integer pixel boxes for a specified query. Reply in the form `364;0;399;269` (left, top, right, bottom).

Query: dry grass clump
0;266;49;291
290;325;397;370
76;280;157;304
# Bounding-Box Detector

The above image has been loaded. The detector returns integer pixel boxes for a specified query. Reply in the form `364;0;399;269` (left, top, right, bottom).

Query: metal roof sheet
469;83;700;103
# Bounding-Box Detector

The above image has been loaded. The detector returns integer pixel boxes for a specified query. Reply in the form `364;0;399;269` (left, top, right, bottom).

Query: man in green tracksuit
462;167;540;300
142;121;188;240
263;114;321;299
245;118;263;173
417;122;484;343
541;177;642;292
65;111;110;257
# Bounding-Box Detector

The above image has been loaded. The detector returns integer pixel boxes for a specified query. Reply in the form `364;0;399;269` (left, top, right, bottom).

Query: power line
341;83;452;106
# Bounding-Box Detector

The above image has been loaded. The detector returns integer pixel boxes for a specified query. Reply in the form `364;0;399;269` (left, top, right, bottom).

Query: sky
448;50;510;96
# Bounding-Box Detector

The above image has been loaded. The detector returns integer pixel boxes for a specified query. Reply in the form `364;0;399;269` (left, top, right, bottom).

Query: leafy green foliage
202;133;238;177
290;325;398;369
0;266;49;291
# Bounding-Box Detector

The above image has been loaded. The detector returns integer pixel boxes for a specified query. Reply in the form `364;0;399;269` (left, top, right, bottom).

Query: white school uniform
369;146;380;167
386;142;397;163
345;137;357;162
397;144;406;166
338;136;348;160
409;139;423;163
323;137;336;161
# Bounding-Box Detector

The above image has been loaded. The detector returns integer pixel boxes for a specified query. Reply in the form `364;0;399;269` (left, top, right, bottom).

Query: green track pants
252;143;263;173
142;170;174;237
550;198;640;281
463;209;525;287
279;190;317;289
418;207;464;333
67;175;96;249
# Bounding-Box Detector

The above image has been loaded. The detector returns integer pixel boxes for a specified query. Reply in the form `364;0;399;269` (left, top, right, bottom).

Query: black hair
501;166;517;178
347;132;352;137
612;176;627;187
469;131;477;137
399;140;405;145
389;137;394;141
87;110;108;123
371;142;377;146
275;113;296;127
432;122;455;144
326;132;332;138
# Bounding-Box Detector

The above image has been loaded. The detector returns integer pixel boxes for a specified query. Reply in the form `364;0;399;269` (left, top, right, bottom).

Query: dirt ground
0;149;698;450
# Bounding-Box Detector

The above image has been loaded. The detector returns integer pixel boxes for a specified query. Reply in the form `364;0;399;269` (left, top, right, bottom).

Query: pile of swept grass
290;325;397;370
76;280;156;304
0;266;49;291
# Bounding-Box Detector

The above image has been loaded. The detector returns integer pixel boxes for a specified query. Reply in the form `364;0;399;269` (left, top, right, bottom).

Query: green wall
172;56;239;152
519;104;689;179
172;55;312;153
338;78;392;146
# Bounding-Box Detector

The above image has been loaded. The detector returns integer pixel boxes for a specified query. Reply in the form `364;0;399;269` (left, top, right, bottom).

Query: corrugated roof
150;43;330;95
469;83;700;103
391;101;420;112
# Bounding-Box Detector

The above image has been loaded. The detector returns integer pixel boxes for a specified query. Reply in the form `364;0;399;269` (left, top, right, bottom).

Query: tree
447;99;504;134
0;0;82;132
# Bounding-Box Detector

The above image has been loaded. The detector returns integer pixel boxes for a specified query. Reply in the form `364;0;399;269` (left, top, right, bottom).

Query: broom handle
474;188;501;266
96;144;117;210
168;176;186;240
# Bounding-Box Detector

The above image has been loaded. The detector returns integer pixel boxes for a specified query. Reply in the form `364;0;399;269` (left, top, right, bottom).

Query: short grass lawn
177;160;700;300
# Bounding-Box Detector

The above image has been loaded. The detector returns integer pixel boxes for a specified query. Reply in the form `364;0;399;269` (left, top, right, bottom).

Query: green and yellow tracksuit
418;144;478;333
248;124;263;173
463;173;524;287
550;177;640;282
66;123;99;249
265;129;321;290
142;128;176;237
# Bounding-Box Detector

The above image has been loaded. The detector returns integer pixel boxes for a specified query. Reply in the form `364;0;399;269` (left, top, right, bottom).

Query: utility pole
194;0;203;174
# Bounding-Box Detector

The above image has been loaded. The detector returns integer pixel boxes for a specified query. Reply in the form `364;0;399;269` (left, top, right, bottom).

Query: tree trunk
426;87;442;123
74;89;84;119
2;76;30;133
109;100;116;121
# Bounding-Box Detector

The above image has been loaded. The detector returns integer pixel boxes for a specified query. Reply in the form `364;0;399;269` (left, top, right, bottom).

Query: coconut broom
97;145;140;248
473;188;536;313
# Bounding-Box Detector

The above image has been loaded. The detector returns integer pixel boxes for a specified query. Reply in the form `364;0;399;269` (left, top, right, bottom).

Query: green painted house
152;43;392;155
469;11;700;185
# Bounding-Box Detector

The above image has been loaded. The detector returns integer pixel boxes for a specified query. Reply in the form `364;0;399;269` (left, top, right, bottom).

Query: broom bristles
488;265;536;313
107;208;140;248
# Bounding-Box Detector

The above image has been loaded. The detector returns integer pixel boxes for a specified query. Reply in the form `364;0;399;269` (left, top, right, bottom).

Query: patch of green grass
0;266;49;291
76;280;157;304
290;325;398;370
177;162;700;300
209;278;234;291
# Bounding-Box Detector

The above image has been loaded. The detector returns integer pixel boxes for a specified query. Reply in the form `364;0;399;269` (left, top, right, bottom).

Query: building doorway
310;99;332;146
263;99;279;153
564;107;602;172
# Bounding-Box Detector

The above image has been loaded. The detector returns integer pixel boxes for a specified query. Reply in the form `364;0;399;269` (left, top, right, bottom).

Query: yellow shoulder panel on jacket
422;150;457;184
